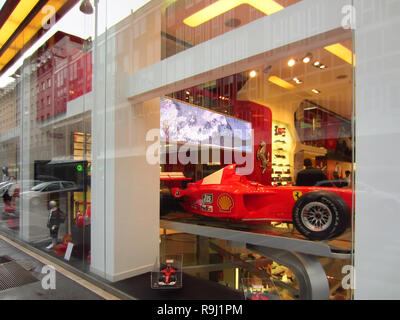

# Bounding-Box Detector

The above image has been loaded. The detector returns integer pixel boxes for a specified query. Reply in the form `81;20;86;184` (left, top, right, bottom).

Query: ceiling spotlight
79;0;94;15
302;53;312;64
225;18;241;28
313;61;321;67
288;59;296;67
263;65;272;74
311;89;321;94
249;70;257;78
293;77;303;84
319;64;327;69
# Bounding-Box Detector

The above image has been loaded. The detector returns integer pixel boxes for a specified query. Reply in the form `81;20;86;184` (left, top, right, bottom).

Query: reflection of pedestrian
46;201;65;250
345;170;351;187
2;187;12;204
334;162;342;178
2;176;14;204
1;167;8;182
332;171;347;188
296;158;327;186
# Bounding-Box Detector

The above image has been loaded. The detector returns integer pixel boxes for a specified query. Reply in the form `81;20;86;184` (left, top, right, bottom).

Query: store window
159;34;354;233
155;22;354;298
0;0;357;300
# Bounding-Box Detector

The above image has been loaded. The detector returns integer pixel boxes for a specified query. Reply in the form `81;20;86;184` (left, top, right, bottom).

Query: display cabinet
160;217;352;300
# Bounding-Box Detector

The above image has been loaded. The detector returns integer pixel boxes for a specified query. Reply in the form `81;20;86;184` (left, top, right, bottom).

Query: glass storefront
0;0;95;272
0;0;397;300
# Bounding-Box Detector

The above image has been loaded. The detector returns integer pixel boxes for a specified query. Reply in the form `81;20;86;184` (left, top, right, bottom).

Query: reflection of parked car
29;181;78;193
1;180;43;195
172;164;353;240
356;181;400;208
314;180;350;188
0;180;14;195
21;181;79;206
2;180;44;216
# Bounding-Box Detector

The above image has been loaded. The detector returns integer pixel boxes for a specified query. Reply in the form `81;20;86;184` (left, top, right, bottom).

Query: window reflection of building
35;32;92;122
0;82;19;176
295;100;352;163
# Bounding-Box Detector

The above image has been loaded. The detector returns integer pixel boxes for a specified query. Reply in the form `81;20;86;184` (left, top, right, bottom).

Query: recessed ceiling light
302;53;312;64
313;61;321;67
311;89;321;94
225;18;241;28
263;65;272;74
319;64;327;69
288;59;296;67
293;77;303;84
249;70;257;78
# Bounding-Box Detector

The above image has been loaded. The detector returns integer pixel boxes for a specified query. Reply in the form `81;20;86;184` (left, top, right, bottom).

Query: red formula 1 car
172;164;353;240
158;264;177;286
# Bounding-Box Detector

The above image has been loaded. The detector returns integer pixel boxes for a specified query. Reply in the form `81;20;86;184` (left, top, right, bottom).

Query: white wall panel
355;0;400;299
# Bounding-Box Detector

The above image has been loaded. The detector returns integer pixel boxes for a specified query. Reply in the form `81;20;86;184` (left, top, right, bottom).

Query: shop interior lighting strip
324;43;356;66
0;0;40;51
0;0;67;71
268;75;295;90
183;0;284;27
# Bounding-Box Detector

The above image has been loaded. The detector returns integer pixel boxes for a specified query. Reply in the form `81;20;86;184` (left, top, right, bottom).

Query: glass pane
0;0;360;301
0;1;95;274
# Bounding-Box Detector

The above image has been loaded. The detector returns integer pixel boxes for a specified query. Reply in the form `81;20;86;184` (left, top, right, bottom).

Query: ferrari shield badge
293;191;303;201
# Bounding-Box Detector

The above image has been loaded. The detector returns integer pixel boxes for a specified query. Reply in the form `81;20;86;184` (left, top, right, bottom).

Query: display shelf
161;213;352;300
160;213;351;259
271;121;294;186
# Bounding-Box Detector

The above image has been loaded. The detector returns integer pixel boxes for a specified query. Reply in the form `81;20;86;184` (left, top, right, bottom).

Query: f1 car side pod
172;164;353;241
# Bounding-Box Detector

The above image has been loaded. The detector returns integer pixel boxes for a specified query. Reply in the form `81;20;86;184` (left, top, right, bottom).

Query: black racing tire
292;190;350;240
169;274;176;283
158;274;166;283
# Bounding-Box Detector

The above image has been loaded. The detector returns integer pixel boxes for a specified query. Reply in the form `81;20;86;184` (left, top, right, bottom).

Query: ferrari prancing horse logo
293;191;303;201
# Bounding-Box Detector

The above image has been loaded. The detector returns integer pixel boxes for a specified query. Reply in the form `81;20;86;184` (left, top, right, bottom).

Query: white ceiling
237;39;353;120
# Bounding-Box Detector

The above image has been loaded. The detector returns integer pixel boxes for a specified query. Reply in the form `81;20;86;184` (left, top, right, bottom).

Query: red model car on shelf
172;164;353;240
158;264;177;286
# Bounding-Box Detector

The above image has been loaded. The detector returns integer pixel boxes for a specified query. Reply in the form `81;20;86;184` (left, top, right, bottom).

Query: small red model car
172;164;353;240
158;264;177;286
250;292;270;300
